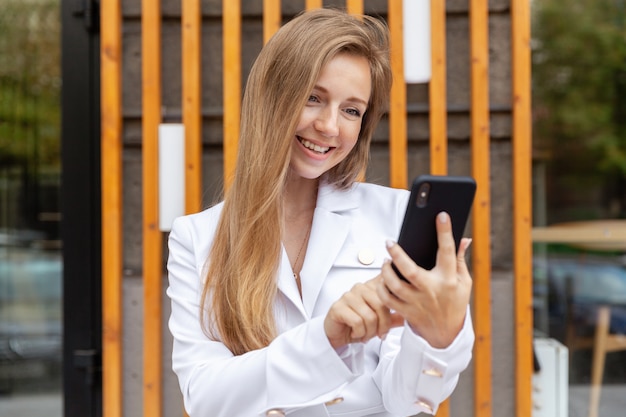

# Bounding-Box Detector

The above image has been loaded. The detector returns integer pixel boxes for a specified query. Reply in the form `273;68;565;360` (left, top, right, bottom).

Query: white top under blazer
166;180;475;417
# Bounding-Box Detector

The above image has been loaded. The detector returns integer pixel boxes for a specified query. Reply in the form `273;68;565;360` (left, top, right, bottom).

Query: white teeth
300;138;330;153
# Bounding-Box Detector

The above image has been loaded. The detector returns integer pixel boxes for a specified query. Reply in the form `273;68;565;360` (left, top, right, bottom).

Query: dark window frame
61;1;102;415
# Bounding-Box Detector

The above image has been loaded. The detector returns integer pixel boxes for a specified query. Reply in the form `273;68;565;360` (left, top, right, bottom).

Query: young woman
167;8;474;417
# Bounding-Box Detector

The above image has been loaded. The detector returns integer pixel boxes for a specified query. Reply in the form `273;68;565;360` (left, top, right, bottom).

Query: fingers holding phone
327;175;476;350
379;235;472;348
379;175;476;349
389;211;468;287
434;211;474;285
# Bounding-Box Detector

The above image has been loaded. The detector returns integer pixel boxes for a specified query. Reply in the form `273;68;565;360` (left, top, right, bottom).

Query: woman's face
290;53;372;181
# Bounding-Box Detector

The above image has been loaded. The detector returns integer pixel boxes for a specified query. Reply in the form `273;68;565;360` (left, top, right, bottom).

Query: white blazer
167;181;474;417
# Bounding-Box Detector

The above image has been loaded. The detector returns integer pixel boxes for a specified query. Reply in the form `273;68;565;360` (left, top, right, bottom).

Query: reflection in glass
532;0;626;415
533;249;626;417
0;0;62;415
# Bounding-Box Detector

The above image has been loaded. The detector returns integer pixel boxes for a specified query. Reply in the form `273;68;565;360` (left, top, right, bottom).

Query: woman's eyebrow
312;85;369;107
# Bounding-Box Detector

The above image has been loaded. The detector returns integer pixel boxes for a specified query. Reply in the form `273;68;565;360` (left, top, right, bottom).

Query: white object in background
403;0;431;83
158;123;185;232
532;338;569;417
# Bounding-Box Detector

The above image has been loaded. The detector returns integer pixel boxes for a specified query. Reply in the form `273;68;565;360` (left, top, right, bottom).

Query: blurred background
0;0;624;416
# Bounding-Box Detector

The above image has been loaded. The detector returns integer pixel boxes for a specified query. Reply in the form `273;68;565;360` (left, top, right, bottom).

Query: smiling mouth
297;136;331;154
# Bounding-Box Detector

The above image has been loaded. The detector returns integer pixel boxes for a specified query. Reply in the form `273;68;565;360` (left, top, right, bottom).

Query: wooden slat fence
141;0;163;415
99;1;533;416
100;1;123;416
469;0;493;416
511;0;534;415
223;0;241;189
182;0;203;214
387;0;407;190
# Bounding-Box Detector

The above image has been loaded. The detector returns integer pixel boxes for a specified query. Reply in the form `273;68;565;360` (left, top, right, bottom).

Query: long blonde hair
201;8;392;355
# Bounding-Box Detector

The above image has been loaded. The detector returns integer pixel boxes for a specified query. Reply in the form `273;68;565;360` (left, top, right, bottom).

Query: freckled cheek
336;138;359;159
340;126;361;150
295;109;318;132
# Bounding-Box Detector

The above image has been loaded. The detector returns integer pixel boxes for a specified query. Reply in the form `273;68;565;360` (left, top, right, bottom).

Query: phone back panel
397;175;476;271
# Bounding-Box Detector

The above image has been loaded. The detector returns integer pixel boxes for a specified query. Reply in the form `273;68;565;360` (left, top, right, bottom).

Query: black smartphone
393;175;476;278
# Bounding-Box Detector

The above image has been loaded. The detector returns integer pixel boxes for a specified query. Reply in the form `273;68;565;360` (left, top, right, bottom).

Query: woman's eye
308;95;320;103
345;108;362;117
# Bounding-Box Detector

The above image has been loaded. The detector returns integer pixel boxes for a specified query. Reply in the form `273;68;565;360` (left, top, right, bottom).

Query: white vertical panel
403;0;431;83
158;123;185;231
532;338;569;417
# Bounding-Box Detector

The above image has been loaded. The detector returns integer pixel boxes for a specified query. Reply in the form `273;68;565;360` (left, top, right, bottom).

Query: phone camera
416;182;430;208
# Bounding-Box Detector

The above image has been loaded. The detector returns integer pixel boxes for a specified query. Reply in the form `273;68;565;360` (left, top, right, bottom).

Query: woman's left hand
377;211;473;349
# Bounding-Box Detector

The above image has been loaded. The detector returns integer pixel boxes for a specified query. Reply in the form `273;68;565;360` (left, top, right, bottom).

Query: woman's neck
282;174;318;295
283;174;319;221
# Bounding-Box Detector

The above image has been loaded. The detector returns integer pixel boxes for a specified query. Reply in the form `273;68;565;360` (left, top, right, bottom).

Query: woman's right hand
324;277;405;349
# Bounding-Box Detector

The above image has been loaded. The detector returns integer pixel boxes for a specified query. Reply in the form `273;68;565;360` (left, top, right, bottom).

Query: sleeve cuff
263;317;363;413
402;306;474;357
377;306;474;415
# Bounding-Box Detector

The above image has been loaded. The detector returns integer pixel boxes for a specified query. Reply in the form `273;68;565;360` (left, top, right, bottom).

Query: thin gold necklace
292;225;311;281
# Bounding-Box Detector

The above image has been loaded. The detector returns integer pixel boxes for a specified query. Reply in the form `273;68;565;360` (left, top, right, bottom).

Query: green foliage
532;0;626;176
0;0;61;168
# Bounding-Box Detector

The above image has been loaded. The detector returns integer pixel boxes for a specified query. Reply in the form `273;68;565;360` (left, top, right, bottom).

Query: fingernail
438;212;448;223
385;239;395;249
465;238;473;250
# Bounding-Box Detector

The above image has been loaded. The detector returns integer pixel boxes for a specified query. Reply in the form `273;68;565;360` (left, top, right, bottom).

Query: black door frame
60;1;101;415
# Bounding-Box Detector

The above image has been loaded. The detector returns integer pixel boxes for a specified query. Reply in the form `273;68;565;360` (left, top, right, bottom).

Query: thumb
389;311;405;328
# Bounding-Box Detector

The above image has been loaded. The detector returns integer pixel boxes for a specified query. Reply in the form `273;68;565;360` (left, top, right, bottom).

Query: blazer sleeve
372;309;475;415
166;215;362;417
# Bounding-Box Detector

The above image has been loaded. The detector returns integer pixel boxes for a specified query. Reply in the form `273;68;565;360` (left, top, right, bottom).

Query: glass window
0;1;62;415
532;0;626;416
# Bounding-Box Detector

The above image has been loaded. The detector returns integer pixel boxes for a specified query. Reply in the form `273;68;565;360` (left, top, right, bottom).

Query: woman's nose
313;108;339;137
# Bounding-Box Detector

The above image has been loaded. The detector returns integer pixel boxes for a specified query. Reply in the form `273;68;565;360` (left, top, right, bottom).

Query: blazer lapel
299;182;359;316
275;181;360;318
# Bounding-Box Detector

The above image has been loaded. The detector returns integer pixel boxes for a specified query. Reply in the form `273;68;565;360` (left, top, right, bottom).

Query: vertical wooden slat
427;26;449;417
305;0;323;10
346;0;365;180
101;0;123;416
263;0;281;44
469;1;493;416
343;1;367;180
511;0;533;415
141;0;162;416
223;0;241;190
182;0;202;213
429;0;447;175
388;0;407;189
429;2;449;414
346;0;364;16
